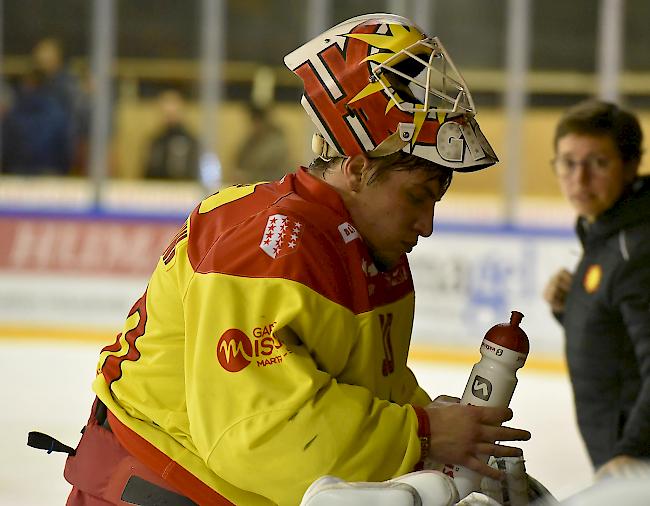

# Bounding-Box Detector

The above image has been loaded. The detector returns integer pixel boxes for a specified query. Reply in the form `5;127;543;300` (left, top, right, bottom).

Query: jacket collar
292;167;353;221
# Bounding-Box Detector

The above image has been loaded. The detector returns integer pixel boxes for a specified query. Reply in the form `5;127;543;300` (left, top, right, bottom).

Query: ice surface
0;340;592;505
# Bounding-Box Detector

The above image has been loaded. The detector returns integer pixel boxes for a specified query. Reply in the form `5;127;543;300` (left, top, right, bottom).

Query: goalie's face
344;158;448;270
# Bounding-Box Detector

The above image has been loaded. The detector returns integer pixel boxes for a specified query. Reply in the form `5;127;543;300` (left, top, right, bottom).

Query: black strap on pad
27;431;76;456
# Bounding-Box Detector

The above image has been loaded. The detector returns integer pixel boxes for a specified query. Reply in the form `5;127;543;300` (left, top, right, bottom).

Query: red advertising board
0;216;182;277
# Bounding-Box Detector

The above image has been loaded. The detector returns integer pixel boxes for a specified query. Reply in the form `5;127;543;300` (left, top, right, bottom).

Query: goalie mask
284;13;498;172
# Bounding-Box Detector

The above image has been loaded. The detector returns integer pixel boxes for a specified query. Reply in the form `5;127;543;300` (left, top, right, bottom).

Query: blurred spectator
32;39;78;119
144;89;199;180
1;37;89;175
1;69;71;175
232;103;289;183
32;37;90;173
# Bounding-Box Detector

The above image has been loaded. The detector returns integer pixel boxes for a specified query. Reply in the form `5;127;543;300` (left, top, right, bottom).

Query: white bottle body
448;339;527;498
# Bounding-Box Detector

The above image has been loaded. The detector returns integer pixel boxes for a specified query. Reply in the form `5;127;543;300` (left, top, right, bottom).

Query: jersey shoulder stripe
184;171;413;313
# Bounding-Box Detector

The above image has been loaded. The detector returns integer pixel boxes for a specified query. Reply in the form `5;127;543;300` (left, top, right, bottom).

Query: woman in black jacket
544;100;650;479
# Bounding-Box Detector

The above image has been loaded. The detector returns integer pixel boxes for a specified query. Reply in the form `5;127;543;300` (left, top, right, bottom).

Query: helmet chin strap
312;130;410;161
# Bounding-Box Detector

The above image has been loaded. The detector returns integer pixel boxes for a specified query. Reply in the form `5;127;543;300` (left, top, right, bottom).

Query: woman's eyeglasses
551;156;614;178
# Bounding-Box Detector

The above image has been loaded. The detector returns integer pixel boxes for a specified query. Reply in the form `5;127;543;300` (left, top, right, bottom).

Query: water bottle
443;311;530;498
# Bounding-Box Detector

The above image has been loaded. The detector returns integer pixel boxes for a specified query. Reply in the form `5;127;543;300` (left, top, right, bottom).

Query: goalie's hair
308;151;453;192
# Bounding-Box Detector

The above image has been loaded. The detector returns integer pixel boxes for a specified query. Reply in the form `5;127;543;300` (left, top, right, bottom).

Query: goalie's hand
423;401;531;480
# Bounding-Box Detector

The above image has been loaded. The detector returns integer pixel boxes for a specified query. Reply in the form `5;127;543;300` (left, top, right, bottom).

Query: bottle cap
484;311;529;354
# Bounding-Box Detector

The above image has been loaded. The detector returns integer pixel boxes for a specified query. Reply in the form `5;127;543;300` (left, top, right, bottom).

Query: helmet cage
371;37;475;116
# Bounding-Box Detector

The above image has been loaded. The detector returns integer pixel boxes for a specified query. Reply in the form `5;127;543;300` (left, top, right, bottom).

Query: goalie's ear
340;153;371;193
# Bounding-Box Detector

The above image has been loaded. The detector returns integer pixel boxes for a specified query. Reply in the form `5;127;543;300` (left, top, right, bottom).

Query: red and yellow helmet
284;13;498;172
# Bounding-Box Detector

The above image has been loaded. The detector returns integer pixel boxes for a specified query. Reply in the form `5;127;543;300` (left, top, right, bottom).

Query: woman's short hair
554;100;643;164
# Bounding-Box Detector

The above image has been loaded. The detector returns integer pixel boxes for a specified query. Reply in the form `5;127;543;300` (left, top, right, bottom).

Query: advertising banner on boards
0;213;578;354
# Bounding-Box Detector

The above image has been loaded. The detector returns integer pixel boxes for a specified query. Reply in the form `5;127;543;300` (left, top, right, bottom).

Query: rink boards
0;204;578;367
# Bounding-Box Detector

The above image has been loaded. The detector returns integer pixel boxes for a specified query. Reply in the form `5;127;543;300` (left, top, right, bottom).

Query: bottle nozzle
510;311;524;327
484;310;529;354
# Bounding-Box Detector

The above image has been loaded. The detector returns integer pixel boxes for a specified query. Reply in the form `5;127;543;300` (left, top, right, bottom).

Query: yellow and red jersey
93;168;431;505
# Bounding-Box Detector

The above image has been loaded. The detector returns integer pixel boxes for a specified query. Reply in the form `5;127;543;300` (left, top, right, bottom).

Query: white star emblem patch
260;214;303;259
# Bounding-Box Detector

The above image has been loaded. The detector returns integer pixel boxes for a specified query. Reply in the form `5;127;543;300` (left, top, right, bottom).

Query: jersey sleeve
403;370;432;407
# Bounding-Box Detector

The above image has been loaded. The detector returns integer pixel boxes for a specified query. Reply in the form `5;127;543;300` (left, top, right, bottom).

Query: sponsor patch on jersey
216;323;289;372
338;221;360;243
260;214;303;259
216;329;252;372
583;264;602;293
